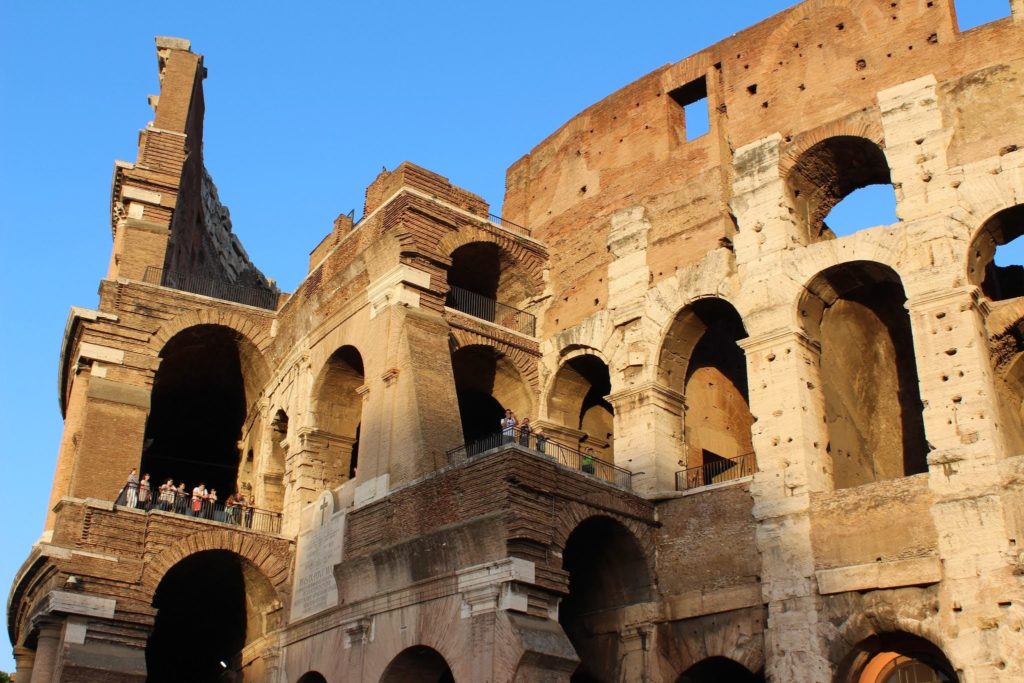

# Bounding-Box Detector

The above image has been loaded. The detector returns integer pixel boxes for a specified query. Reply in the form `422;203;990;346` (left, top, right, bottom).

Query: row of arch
143;513;959;682
135;197;1021;502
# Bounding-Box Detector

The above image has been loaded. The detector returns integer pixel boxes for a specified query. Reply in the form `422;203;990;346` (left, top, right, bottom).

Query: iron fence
447;428;633;491
487;213;532;237
675;451;757;491
116;484;282;534
142;267;279;310
445;285;536;336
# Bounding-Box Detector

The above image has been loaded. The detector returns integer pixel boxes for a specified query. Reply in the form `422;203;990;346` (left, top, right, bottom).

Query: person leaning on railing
582;448;596;474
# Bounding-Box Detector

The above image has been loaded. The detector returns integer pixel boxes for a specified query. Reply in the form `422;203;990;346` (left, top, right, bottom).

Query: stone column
13;645;35;683
907;286;1024;681
44;362;92;536
739;328;832;683
29;620;63;683
607;382;685;494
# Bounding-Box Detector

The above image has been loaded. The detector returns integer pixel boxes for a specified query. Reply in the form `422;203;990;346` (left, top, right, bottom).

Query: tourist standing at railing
225;492;237;524
582;448;596;475
124;469;139;508
191;483;207;516
139;473;152;509
501;409;517;444
206;488;218;519
535;430;546;454
174;482;188;514
158;479;175;510
519;418;533;447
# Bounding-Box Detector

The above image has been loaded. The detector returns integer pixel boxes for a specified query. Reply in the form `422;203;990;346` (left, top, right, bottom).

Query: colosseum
7;1;1024;681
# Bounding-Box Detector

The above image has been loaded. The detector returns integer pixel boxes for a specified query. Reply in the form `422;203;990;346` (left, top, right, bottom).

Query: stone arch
834;630;958;683
450;340;536;444
798;261;928;489
436;225;545;298
783;134;894;244
145;547;286;683
150;307;273;356
309;344;366;486
142;529;291;597
657;297;754;484
551;504;657;578
449;329;540;394
676;656;764;682
545;347;615;458
141;323;271;503
558;513;656;683
379;645;455;683
967;204;1024;301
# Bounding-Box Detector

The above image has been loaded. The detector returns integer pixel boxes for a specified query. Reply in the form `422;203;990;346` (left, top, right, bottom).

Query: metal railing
445;285;537;336
142;267;279;311
447;428;633;491
487;213;532;237
675;452;757;491
115;484;282;534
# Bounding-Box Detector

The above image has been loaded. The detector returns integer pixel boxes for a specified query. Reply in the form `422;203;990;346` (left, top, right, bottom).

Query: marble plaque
290;490;345;621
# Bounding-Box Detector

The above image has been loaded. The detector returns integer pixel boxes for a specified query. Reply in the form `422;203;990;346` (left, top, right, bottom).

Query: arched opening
560;516;653;683
969;205;1024;302
146;550;279;683
799;262;928;489
838;632;957;683
141;325;266;505
311;345;365;487
446;242;537;334
677;657;764;683
786;136;894;244
379;646;455;683
451;343;533;445
659;299;754;488
547;354;614;460
296;673;328;683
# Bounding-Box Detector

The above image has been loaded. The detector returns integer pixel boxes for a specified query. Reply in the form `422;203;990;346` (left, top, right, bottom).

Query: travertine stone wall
9;3;1024;683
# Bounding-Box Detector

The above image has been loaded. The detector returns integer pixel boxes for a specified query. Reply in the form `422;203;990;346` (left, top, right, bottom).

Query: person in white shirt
500;409;517;444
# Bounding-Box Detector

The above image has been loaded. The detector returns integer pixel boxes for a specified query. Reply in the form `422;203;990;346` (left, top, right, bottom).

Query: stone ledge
815;557;941;595
663;582;763;621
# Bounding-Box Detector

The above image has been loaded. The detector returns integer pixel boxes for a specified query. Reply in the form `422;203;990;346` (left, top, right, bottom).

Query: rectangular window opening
954;0;1011;31
669;76;710;141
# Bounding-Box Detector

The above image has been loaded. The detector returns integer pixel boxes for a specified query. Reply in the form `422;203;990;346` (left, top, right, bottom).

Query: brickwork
9;4;1024;682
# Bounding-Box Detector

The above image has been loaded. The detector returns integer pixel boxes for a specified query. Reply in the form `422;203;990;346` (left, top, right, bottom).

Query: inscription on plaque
290;491;345;621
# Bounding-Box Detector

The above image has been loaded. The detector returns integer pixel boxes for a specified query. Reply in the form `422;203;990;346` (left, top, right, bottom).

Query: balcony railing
143;267;279;311
447;428;633;491
675;452;757;491
487;213;532;237
445;285;536;336
115;484;282;534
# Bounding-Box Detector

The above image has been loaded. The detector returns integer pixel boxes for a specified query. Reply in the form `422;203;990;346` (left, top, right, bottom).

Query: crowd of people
120;469;257;526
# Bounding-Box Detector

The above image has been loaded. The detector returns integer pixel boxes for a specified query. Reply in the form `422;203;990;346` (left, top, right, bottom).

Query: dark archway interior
569;355;613;429
449;242;501;299
380;646;455;683
677;657;764;683
142;326;247;500
452;345;509;443
801;262;928;489
842;632;958;683
561;517;653;683
970;204;1024;301
787;136;893;243
296;673;328;683
146;551;247;683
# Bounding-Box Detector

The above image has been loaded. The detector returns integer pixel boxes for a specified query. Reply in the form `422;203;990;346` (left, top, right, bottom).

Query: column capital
606;381;684;408
905;285;987;314
737;327;818;355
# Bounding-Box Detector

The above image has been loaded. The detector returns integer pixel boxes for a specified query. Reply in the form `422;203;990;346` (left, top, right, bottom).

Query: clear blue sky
0;0;1017;672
